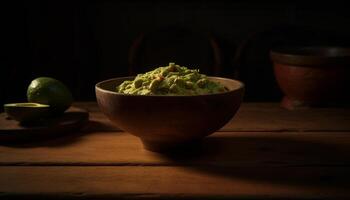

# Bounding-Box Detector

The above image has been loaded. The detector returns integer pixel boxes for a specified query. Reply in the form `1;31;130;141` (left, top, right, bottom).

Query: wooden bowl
270;47;350;109
95;77;244;152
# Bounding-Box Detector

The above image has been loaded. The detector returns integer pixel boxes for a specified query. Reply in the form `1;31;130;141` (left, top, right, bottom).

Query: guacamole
116;63;227;95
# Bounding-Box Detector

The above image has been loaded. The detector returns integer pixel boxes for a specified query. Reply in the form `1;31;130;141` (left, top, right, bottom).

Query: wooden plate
0;107;89;142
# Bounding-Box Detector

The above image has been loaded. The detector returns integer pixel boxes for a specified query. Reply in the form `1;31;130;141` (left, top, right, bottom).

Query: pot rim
270;46;350;67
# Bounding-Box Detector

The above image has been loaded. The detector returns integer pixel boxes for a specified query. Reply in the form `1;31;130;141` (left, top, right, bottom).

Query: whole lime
27;77;73;114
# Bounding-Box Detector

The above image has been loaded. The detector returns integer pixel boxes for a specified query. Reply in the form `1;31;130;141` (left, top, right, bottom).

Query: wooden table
0;102;350;199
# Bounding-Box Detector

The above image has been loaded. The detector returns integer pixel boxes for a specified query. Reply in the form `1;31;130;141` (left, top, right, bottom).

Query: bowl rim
95;76;244;97
270;46;350;67
271;46;350;57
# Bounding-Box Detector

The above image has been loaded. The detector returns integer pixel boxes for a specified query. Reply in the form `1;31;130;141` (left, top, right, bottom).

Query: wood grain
75;102;350;132
0;131;349;167
0;166;349;199
0;102;349;199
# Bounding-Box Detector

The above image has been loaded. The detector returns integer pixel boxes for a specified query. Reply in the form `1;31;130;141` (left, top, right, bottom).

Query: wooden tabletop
0;102;350;199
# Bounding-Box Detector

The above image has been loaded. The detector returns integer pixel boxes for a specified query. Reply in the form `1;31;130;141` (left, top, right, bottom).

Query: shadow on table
159;135;350;188
0;120;121;148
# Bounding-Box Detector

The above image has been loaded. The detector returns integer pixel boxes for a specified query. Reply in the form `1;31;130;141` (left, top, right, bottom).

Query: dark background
2;1;350;107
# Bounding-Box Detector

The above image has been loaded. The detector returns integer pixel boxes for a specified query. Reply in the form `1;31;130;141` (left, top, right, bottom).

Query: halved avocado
4;103;50;122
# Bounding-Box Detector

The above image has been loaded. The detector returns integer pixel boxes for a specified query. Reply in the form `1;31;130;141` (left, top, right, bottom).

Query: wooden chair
128;27;222;76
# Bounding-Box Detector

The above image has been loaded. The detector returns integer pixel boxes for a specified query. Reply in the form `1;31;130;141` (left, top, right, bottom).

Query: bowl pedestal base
281;96;311;110
141;138;202;153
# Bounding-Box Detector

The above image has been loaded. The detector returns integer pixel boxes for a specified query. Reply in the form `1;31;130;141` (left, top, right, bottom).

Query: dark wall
2;1;350;106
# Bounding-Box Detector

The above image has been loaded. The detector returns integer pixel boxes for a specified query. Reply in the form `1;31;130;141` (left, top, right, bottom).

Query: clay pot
270;47;350;109
95;77;244;152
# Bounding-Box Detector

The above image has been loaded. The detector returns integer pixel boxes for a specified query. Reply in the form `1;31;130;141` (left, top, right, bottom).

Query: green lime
27;77;73;114
4;103;50;122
